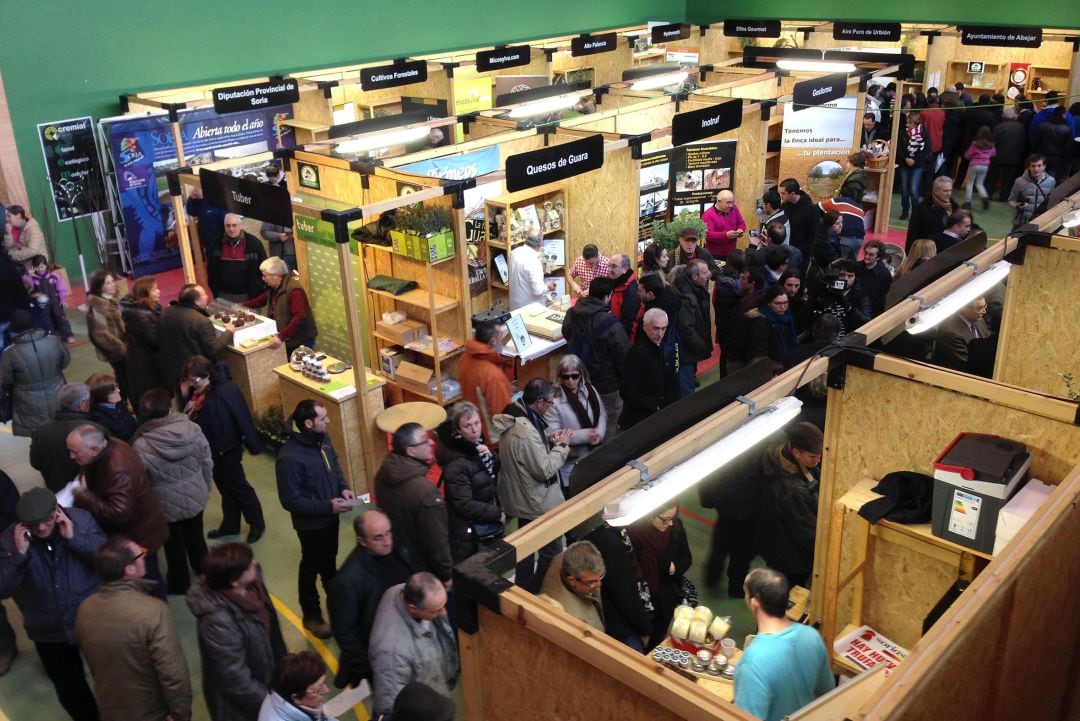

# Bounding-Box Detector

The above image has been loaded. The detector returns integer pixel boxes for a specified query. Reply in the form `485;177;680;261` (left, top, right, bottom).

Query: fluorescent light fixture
603;396;804;526
776;59;856;73
507;94;580;118
334;126;430;154
630;70;689;91
1063;209;1080;228
906;260;1012;334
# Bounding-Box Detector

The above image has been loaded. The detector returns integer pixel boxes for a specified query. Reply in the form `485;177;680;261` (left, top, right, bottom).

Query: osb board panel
340;70;452;109
614;103;674;136
366;174;404;206
861;535;958;648
303;162;364;206
555;139;638;262
456;53;550;81
551;46;633;88
474;606;676;721
925;34;1074;96
498;134;547;166
699;29;740;65
995;244;1080;396
293;86;332;126
466;119;514;141
731;78;779;100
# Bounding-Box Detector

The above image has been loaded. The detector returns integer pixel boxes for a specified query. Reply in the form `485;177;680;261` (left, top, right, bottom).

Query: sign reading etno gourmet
361;61;429;91
212;80;299;114
505;135;604;192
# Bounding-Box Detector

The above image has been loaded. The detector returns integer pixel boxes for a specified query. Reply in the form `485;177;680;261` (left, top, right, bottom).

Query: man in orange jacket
457;321;513;445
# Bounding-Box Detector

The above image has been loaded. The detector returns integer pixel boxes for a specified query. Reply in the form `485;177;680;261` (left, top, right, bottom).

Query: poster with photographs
670;140;736;212
638;150;671;247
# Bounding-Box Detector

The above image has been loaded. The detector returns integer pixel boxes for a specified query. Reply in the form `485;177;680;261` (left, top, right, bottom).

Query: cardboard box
379;346;406;379
395;360;435;397
993;479;1054;554
389;230;455;263
931;433;1030;554
376;318;427;345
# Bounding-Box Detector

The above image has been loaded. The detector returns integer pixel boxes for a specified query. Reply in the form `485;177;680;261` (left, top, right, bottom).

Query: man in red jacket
457;321;512;444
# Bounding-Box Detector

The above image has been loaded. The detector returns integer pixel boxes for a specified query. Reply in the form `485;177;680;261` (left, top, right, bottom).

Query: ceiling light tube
507;94;580;118
776;59;856;73
1062;209;1080;228
334;125;431;154
603;396;804;526
906;260;1012;334
630;71;689;91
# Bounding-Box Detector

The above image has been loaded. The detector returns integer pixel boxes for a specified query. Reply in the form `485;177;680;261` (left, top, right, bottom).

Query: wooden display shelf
374;370;461;405
363;241;457;266
837;479;994;562
368;286;459;313
831;623;873;676
371;332;465;360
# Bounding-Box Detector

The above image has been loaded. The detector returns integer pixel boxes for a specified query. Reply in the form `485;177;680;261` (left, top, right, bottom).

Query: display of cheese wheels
692;605;714;626
709;616;731;641
673;604;695;622
688;620;709;644
670;617;692;640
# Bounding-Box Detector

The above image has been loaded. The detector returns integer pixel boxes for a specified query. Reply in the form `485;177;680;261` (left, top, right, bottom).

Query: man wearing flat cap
0;487;106;720
755;422;824;589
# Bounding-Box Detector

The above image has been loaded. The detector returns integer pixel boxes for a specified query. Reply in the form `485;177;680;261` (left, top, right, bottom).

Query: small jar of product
706;660;724;676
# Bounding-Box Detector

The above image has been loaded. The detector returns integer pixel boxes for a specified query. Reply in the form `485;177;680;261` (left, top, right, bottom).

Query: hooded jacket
561;295;630;393
186;566;286;721
0;327;70;437
1008;170;1056;227
435;419;502;563
373;452;452;582
86;293;127;363
257;692;337;721
610;269;641;337
756;443;820;577
132;412;214;523
120;297;164;405
672;271;713;363
276;422;347;531
493;400;569;520
457;339;513;443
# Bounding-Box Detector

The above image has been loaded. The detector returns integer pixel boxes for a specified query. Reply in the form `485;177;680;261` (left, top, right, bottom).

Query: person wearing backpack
561;277;629;443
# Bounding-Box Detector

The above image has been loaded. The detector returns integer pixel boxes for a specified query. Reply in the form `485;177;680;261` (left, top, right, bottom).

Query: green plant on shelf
394;203;452;237
650;210;707;252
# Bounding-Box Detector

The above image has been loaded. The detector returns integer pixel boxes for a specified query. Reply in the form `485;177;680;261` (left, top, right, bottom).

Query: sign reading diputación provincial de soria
212;80;300;114
505;135;604;193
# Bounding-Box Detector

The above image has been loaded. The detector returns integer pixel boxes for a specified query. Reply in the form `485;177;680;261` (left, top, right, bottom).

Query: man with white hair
206;212;267;302
242;256;317;355
619;308;679;429
702;189;746;260
509;229;555;309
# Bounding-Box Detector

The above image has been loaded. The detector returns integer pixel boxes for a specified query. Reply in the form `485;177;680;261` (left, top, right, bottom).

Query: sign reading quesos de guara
792;72;848;111
571;33;617;56
361;60;429;91
671;99;742;147
476;46;532;73
212;80;299;114
505;134;604;192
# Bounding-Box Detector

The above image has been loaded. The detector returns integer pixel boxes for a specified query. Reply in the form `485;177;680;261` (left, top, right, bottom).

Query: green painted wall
685;1;1080;30
0;0;681;275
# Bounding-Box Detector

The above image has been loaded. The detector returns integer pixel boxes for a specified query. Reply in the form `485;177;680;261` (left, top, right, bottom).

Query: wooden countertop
273;359;384;403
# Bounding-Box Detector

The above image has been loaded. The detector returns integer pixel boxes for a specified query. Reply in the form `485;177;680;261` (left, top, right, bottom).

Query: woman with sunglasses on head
628;502;693;650
542;354;607;498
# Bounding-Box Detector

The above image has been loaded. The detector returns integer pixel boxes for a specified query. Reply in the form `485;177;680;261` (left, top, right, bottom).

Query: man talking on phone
0;487;106;720
702;190;747;261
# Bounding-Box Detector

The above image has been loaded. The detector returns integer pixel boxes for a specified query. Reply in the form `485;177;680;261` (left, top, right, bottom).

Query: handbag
0;381;13;424
677;575;699;607
471;519;504;543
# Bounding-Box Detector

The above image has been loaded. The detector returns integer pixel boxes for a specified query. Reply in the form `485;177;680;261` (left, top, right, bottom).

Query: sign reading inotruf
722;20;781;38
571;32;618;56
212;80;299;114
199;168;293;227
651;23;690;44
832;22;901;42
671;99;742;147
360;60;429;91
792;72;848;111
505;135;604;193
960;25;1042;48
476;46;532;73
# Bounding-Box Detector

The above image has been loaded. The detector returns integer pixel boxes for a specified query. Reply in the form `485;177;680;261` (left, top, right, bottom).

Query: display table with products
273;359;386;494
499;302;567;385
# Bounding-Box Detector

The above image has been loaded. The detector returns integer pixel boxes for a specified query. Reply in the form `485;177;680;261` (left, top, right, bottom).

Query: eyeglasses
188;376;207;384
770;300;790;307
540;397;555;406
572;573;605;588
559;373;580;380
655;514;677;526
129;550;147;564
408;437;433;447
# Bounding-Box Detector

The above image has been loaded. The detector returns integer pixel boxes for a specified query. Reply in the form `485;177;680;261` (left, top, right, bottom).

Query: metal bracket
624;132;651;160
625;459;650;484
960;260;979;273
444;178;477;209
735;395;760;416
441;62;458;78
699;24;710;37
317;80;338;99
320;208;364;243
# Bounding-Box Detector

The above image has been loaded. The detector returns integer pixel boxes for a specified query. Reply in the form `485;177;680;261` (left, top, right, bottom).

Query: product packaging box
931;433;1030;554
394;361;435;397
389;230;455;263
376;318;427;345
379;346;406;379
993;478;1054;554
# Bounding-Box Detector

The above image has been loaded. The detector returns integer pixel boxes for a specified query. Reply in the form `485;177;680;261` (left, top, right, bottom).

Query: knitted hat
392;682;455;721
16;487;57;524
788;422;823;454
10;309;35;333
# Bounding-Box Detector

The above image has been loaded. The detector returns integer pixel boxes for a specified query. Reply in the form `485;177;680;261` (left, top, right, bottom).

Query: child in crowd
86;373;137;441
23;254;75;343
963;127;997;211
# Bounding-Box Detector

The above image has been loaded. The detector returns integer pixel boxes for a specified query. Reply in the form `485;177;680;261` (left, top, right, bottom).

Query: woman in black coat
120;276;164;408
180;355;265;543
436;401;502;563
628;503;693;650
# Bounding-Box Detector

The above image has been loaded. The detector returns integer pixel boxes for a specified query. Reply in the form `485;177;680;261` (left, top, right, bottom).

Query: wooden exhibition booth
453;222;1080;721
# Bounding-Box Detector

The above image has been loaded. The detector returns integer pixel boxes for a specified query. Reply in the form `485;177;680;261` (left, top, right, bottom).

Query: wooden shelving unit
484;183;568;305
359;201;469;405
945;61;1002;96
1027;65;1070;96
764;106;784;189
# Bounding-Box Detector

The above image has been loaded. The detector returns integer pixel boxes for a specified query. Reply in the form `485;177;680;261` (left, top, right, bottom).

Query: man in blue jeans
672;259;714;398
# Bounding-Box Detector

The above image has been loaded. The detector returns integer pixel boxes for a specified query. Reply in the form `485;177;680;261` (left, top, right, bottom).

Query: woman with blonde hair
897;239;938;277
543;354;606;497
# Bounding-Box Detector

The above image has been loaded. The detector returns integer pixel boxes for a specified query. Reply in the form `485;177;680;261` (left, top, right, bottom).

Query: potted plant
389;202;455;262
255;405;287;455
650;210;707;253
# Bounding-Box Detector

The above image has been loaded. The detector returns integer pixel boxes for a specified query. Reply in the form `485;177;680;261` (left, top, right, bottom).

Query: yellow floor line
270;593;370;721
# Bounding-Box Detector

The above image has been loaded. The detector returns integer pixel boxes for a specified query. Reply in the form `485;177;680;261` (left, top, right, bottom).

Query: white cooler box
993;479;1054;554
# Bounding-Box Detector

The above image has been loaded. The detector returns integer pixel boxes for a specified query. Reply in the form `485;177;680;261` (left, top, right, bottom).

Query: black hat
788;422;823;454
392;682;455;721
16;487;57;525
10;309;35;333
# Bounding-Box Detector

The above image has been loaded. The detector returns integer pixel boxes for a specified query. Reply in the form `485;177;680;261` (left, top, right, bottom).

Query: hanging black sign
960;26;1042;48
476;45;532;73
199;168;293;227
723;20;781;38
671;99;743;147
505;134;604;193
651;23;690;44
792;72;848;111
360;60;429;91
571;32;618;56
212;80;299;114
833;22;901;42
36;116;107;222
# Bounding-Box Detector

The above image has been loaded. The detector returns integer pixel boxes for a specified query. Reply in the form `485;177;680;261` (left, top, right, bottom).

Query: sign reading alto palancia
476;45;531;73
571;32;617;56
361;60;429;91
505;135;604;193
212;80;299;114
